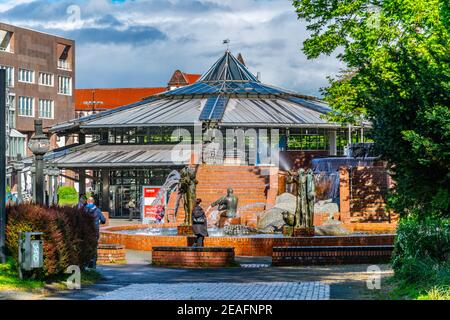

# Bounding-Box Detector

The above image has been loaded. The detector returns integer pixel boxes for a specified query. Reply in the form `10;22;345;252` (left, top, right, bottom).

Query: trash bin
18;232;43;275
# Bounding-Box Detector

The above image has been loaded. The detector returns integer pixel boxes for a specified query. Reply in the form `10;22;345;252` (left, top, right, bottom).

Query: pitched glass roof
160;50;297;97
51;50;341;133
199;50;259;83
199;95;229;121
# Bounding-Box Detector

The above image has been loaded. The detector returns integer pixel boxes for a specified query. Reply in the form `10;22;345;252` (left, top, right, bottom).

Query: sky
0;0;343;97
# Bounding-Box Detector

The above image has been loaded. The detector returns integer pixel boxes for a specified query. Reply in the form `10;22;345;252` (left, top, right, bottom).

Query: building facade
0;22;75;159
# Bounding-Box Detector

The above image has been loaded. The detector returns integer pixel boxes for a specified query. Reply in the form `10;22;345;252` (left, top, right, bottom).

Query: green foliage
292;0;450;219
57;185;79;206
5;204;98;279
390;217;450;298
0;257;102;292
0;257;44;290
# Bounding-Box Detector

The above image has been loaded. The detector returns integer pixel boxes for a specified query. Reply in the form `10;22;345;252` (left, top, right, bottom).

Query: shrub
57;186;78;206
392;216;450;288
5;204;98;278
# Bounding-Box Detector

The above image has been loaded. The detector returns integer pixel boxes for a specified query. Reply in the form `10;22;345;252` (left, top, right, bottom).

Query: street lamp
28;120;50;205
12;154;25;204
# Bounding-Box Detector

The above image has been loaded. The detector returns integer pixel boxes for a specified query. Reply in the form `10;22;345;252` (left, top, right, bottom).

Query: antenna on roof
223;39;230;51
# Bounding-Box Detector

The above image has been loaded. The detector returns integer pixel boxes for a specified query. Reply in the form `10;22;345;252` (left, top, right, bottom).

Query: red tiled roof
75;87;166;111
183;73;201;84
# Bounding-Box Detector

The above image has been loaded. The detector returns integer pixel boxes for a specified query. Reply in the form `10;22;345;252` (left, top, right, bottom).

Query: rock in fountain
315;218;351;236
256;193;296;233
223;224;258;236
314;199;339;216
256;208;288;233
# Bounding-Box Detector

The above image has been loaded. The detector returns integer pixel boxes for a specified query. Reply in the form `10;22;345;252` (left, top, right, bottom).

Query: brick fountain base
100;224;395;257
152;246;235;268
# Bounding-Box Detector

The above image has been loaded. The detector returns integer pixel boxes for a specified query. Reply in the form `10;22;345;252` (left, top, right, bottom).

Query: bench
152;246;235;268
272;245;394;266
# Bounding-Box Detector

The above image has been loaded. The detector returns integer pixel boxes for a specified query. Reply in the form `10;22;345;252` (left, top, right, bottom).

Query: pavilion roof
51;50;341;134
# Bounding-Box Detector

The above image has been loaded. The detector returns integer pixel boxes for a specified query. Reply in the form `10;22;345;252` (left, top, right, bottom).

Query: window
287;128;329;151
0;65;14;87
8;95;15;128
0;30;13;52
57;44;72;70
18;68;34;83
39;99;54;119
9;136;26;158
58;76;72;95
18;96;34;117
39;72;54;86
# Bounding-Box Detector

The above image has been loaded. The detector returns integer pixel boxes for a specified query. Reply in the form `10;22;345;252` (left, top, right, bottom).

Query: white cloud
0;0;343;96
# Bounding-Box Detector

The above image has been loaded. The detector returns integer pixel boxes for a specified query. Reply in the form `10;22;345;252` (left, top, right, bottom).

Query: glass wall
287;128;329;151
93;168;178;218
107;127;193;145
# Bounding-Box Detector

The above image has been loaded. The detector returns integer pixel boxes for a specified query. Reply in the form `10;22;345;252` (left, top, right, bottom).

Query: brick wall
97;244;126;264
272;245;394;266
340;166;394;223
279;150;329;170
152;247;235;267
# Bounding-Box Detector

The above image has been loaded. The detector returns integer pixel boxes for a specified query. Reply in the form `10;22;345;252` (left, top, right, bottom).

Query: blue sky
0;0;342;96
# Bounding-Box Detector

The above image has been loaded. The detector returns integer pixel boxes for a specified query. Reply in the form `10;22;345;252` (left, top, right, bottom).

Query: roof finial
223;39;230;51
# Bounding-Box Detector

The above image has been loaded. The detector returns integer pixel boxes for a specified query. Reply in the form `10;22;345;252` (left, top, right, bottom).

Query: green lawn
0;259;44;291
0;258;102;293
374;276;450;300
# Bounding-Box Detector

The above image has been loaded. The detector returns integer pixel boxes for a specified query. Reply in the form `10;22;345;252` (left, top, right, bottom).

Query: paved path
93;281;329;300
43;251;392;300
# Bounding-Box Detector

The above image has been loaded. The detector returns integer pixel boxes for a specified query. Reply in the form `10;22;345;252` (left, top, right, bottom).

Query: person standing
192;198;208;247
128;197;136;221
85;197;106;268
77;194;87;209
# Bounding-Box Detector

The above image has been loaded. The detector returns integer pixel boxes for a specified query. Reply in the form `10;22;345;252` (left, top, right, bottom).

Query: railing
57;59;71;70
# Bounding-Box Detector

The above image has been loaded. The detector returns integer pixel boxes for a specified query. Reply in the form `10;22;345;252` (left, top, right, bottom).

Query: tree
292;0;450;218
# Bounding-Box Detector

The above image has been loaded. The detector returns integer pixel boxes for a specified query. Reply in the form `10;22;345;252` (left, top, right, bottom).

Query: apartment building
0;22;75;159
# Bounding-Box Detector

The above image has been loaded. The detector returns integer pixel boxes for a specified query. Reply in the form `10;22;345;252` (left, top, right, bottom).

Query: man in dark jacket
192;198;208;247
85;197;106;268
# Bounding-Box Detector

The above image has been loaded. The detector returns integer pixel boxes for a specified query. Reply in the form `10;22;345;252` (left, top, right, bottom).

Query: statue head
227;188;234;196
298;168;305;175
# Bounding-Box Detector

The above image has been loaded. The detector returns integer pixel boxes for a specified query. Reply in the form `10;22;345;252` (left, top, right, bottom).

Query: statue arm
211;196;225;207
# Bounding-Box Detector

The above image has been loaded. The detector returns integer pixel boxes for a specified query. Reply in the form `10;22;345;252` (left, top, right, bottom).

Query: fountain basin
100;224;396;256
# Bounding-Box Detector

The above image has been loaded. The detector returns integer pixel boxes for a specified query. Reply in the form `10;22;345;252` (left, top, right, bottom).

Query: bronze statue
178;167;198;226
305;169;316;228
211;188;238;218
286;168;315;228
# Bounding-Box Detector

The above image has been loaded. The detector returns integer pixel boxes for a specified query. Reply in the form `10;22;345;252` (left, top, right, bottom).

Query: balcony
57;59;71;70
0;30;13;53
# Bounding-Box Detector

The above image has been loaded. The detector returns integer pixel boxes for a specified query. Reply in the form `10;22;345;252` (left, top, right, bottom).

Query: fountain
99;165;396;257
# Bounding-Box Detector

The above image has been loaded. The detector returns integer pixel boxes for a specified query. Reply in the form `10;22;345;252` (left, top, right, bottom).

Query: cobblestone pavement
92;281;330;300
39;251;392;300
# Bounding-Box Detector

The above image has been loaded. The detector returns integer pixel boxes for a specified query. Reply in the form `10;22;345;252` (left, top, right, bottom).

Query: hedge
5;204;98;278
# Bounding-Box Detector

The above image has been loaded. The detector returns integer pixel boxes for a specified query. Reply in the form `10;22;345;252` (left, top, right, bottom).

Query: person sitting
192;198;208;247
84;197;106;268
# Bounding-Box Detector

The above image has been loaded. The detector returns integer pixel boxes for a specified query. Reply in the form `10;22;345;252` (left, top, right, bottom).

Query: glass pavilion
48;50;368;218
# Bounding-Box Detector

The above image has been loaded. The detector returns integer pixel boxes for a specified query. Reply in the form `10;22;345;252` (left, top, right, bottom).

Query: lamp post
0;69;6;263
28;120;50;205
12;154;25;204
